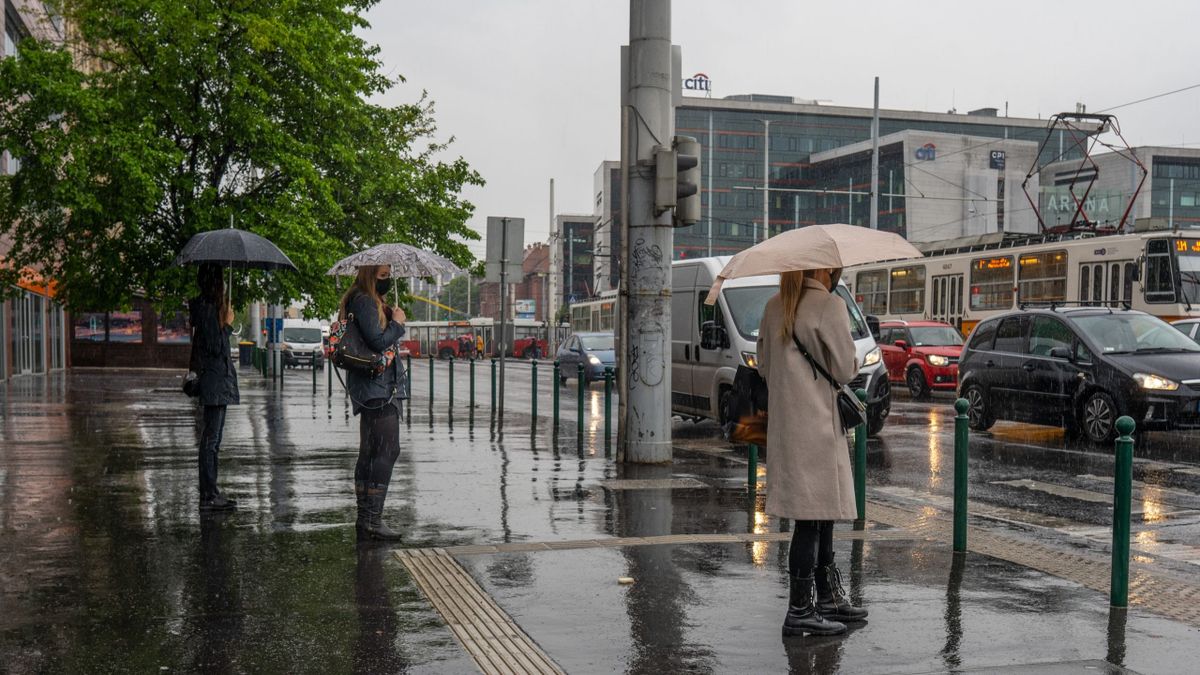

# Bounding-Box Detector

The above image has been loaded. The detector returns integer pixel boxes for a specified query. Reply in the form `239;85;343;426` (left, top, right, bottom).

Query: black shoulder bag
791;334;867;432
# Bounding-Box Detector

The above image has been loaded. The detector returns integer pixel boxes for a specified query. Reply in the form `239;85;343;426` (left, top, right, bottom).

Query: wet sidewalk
1;368;1196;673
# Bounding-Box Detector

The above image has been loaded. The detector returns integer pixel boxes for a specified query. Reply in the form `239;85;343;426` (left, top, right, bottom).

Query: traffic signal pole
620;0;675;464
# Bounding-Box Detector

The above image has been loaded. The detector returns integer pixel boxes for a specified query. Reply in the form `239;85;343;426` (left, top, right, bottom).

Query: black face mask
375;278;393;296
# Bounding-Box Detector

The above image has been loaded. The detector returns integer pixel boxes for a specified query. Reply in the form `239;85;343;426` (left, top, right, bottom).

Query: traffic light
654;135;702;227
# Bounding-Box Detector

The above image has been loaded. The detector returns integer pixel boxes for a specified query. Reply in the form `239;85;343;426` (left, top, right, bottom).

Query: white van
281;318;327;369
671;257;891;436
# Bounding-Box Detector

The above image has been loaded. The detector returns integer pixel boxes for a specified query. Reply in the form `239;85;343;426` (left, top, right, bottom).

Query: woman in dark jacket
190;263;240;512
340;264;407;540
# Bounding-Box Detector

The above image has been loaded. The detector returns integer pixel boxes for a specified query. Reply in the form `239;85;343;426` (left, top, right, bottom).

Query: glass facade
1151;158;1200;227
675;101;1082;258
561;219;594;303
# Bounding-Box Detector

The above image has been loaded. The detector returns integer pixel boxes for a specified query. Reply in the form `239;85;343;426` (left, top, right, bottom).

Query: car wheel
965;385;995;431
717;386;733;427
906;367;930;400
1081;390;1119;445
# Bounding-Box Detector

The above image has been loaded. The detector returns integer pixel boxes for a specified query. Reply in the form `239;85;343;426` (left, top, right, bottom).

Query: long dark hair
197;263;230;327
339;265;387;328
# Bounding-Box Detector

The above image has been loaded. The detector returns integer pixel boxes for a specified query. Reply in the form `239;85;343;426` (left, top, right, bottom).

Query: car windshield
283;328;322;343
580;334;614;351
723;284;869;340
908;326;963;347
1073;314;1200;354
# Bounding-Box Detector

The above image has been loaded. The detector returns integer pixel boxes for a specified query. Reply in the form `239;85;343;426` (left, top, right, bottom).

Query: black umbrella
173;228;297;271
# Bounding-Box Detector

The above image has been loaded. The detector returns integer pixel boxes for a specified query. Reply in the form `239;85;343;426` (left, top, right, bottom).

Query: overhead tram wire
1095;82;1200;114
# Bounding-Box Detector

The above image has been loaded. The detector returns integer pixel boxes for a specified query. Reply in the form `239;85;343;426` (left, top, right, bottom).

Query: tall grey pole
548;179;558;353
870;76;880;230
499;217;510;416
621;0;673;464
762;119;770;242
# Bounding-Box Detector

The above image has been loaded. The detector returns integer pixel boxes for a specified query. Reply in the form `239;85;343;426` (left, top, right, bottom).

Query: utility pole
870;76;880;230
548;180;558;353
621;0;674;464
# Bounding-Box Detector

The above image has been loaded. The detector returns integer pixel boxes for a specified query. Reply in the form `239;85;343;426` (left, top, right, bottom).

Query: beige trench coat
757;278;859;521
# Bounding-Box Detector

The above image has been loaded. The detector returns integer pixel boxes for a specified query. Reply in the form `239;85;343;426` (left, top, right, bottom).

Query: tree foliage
0;0;482;315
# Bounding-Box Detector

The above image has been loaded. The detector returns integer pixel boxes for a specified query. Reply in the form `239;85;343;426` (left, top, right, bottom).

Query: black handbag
724;364;769;443
791;334;868;432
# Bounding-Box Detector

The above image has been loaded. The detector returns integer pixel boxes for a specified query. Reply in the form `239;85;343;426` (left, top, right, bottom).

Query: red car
878;320;963;399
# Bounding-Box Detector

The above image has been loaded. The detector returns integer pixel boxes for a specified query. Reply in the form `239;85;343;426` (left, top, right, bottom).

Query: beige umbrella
704;223;924;304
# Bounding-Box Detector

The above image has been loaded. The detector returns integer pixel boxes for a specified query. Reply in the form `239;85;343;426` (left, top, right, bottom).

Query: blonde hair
778;271;807;340
339;265;387;329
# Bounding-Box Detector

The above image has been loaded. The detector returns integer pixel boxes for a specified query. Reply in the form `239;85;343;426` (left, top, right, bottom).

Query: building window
855;269;888;315
73;312;108;342
889;265;926;314
1017;250;1068;304
107;311;144;343
157;311;191;344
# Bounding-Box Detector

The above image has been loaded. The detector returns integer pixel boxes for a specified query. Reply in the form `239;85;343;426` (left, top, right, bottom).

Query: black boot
200;493;237;512
783;576;846;637
354;481;368;534
362;483;403;541
816;563;868;623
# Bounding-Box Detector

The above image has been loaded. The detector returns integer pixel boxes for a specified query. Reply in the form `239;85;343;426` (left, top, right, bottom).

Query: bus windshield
283;327;322;343
723;284;870;341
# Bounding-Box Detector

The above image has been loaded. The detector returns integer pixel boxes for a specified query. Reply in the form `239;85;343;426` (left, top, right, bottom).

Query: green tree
437;275;480;318
0;0;482;315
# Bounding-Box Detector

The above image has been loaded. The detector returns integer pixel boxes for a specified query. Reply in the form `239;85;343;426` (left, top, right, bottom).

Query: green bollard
1111;416;1136;607
953;398;970;552
552;360;561;431
469;357;476;410
604;367;613;451
312;356;317;395
326;356;332;398
748;444;759;491
428;354;435;408
576;363;585;435
854;388;868;520
448;355;455;414
490;358;497;417
531;360;538;422
406;354;413;419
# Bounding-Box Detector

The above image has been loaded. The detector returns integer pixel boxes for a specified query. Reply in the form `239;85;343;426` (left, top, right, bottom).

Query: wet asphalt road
2;365;1199;672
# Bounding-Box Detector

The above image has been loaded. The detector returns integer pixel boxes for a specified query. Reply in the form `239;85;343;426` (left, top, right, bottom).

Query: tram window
1123;262;1136;305
855;269;889;315
1018;250;1067;304
889;265;926;314
1144;239;1176;303
970;256;1014;310
1079;266;1090;303
1109;263;1121;308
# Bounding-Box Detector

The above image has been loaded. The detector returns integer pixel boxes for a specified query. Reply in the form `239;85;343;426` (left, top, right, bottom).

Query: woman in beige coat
757;268;868;637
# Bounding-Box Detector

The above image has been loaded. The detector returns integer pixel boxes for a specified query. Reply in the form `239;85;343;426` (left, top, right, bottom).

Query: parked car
879;320;963;399
1172;318;1200;343
281;319;325;369
958;307;1200;444
556;332;616;385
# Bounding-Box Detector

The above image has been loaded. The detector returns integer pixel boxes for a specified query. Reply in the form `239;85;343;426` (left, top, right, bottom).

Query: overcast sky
362;1;1200;259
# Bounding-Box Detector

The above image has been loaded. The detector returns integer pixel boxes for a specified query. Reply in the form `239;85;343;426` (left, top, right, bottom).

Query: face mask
375;278;393;296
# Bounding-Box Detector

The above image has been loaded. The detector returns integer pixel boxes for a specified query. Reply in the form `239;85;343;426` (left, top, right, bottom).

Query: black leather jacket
189;297;240;406
344;292;406;414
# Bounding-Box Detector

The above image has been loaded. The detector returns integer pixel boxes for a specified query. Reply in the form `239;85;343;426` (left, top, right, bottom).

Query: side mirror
893;340;908;350
866;315;881;341
1048;346;1072;360
700;321;729;350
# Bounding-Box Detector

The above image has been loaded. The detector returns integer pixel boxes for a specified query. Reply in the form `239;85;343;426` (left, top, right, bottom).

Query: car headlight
862;347;881;367
283;343;293;351
926;354;950;367
1133;372;1179;391
588;355;601;365
742;351;758;368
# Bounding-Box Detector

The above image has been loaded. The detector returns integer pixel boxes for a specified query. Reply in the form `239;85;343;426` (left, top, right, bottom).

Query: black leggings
355;402;401;487
788;520;835;578
198;405;227;498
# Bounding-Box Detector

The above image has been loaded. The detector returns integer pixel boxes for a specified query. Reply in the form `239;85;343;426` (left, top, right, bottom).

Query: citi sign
683;73;711;92
914;143;937;161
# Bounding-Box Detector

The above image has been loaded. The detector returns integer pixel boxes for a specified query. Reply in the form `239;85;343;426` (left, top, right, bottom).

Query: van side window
697;296;724;332
993;316;1028;353
968;321;997;351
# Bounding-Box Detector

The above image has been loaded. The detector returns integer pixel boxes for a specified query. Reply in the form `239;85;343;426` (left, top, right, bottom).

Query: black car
958;307;1200;443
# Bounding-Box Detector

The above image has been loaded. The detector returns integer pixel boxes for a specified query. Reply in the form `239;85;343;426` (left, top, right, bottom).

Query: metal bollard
312;358;317;395
531;360;538;421
428;354;435;407
748;444;759;491
326;357;332;398
604;367;613;450
469;357;476;410
854;388;868;520
953;398;970;552
553;360;561;430
448;356;455;414
405;354;412;419
1111;416;1136;607
490;358;497;417
577;363;585;435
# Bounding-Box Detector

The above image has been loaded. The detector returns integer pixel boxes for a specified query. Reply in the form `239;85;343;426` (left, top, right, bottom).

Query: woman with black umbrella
190;263;240;512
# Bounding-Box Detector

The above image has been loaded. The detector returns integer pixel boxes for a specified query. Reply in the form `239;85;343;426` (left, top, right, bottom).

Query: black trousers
199;405;227;499
788;520;835;578
355;402;401;487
